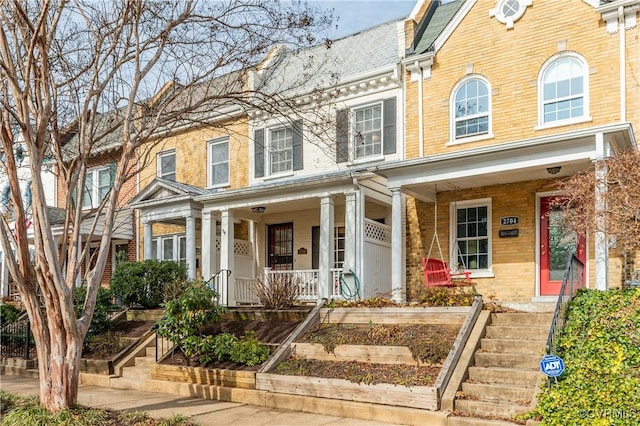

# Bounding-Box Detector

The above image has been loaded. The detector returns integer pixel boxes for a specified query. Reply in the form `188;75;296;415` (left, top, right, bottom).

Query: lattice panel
364;219;391;244
213;238;253;256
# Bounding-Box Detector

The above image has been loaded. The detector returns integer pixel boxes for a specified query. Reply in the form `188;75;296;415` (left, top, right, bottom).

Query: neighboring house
372;0;639;308
0;143;57;300
58;113;138;287
131;20;407;305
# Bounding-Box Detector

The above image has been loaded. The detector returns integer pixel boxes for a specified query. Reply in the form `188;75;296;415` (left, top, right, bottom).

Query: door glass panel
548;207;577;281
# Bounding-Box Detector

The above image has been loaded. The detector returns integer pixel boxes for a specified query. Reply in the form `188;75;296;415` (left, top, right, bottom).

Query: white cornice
597;2;640;33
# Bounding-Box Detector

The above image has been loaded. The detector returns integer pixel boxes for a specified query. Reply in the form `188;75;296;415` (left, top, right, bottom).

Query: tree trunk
30;302;83;411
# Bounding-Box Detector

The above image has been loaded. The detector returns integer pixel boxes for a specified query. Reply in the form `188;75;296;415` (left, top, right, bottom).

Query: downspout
416;61;424;157
618;6;627;122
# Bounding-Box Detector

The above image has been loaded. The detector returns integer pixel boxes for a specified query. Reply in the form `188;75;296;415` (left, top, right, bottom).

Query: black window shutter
254;128;264;178
335;109;349;163
292;120;303;171
383;97;396;155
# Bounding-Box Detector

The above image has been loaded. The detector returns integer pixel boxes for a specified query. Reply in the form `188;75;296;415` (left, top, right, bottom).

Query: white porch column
185;215;197;280
594;163;609;290
344;192;357;272
221;208;236;306
391;188;405;303
319;196;335;303
143;219;153;260
201;211;218;282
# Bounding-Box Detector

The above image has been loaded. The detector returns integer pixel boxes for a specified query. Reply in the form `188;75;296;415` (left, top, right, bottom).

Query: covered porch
372;124;636;305
131;172;395;306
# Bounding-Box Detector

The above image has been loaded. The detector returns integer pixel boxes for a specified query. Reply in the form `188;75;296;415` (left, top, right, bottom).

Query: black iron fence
546;253;584;355
0;318;33;360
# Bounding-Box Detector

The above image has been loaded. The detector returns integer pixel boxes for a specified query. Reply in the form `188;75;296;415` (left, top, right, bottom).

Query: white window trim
82;166;111;210
267;125;294;177
536;52;590;129
157;150;176;180
449;75;493;144
351;101;384;161
207;137;230;188
449;198;494;278
152;234;187;263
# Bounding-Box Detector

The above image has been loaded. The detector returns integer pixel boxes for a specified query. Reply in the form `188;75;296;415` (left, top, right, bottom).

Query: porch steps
449;312;552;425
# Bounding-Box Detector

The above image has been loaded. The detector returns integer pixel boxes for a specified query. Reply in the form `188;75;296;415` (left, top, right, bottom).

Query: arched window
452;77;491;141
540;54;588;125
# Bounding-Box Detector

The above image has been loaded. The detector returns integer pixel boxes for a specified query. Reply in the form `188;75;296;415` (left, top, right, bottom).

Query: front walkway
0;374;400;426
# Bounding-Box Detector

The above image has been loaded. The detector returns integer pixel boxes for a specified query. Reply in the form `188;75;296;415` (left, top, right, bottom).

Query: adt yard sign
540;354;565;377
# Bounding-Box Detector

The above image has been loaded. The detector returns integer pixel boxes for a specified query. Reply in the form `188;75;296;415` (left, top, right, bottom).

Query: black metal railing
206;269;231;305
154;325;175;363
0;318;33;360
545;253;585;355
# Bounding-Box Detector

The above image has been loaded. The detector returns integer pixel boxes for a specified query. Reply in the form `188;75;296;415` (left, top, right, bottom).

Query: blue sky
312;0;416;39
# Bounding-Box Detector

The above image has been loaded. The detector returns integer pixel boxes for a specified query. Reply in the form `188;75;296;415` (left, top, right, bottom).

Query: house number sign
500;216;519;226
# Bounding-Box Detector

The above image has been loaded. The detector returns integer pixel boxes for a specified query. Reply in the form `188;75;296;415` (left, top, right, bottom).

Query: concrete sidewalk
0;374;402;425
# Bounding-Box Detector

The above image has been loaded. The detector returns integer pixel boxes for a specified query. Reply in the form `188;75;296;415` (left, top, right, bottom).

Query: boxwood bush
109;260;187;309
525;288;640;425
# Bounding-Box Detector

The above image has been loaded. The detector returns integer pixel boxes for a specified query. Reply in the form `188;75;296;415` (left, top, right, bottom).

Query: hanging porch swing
422;192;471;287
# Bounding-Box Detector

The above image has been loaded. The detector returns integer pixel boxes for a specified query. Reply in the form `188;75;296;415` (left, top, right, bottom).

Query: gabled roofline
432;0;477;54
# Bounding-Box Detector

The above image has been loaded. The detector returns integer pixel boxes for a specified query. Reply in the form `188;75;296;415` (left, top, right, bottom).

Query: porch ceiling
371;123;636;203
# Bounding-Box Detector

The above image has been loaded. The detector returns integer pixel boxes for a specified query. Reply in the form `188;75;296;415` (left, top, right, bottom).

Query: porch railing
206;269;231;305
545;253;585;355
233;268;343;305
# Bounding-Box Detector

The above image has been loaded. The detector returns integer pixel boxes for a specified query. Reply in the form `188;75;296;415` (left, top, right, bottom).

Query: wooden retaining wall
151;364;256;389
256;373;438;410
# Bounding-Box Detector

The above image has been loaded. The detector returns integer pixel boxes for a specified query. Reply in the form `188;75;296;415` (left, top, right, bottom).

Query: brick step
468;366;543;387
448;416;524;426
485;325;548;340
490;313;553;327
455;399;529;421
461;382;534;405
121;365;151;379
480;338;545;354
475;352;540;370
134;356;156;367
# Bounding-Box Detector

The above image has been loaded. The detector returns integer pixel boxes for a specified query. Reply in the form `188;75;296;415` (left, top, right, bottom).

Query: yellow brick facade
402;0;640;303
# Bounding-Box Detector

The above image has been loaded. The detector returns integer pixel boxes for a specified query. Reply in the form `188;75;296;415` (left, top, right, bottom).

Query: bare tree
555;149;640;252
0;0;332;411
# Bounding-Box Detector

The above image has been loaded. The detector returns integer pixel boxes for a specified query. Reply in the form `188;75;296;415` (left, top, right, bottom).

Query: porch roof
370;122;636;202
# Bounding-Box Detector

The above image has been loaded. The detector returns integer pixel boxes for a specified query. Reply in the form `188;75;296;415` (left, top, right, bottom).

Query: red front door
539;196;586;296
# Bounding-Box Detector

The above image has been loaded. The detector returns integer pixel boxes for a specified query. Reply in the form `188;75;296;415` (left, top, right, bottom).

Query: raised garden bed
256;305;476;411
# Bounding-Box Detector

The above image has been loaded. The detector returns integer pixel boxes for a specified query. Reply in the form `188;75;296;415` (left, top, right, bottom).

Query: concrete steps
453;312;551;423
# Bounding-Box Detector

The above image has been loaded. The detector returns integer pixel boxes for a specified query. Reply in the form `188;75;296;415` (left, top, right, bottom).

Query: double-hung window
157;150;176;181
208;137;229;187
353;104;382;159
452;77;490;140
269;127;293;175
539;54;588;126
254;120;303;179
82;166;112;209
451;199;491;273
151;235;187;264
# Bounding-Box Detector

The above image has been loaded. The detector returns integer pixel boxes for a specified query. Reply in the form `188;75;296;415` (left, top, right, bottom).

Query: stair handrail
545;252;584;355
206;269;231;306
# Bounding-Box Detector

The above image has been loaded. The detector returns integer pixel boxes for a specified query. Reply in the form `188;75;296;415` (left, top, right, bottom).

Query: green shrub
156;281;225;346
525;288;640;425
110;260;187;308
212;332;238;362
73;286;115;344
0;304;22;325
229;332;270;366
